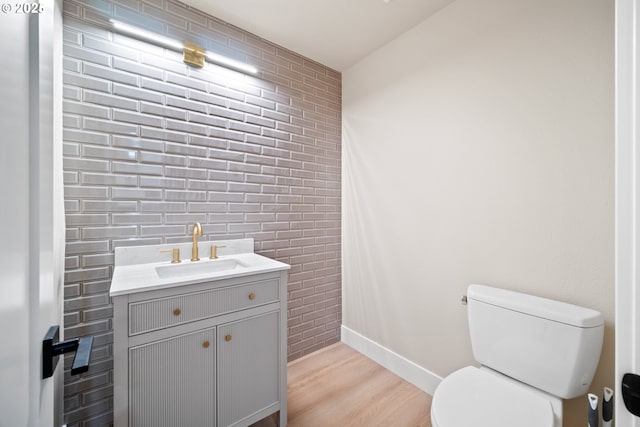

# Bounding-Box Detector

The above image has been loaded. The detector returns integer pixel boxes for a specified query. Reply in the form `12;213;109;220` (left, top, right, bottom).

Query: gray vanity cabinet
112;271;288;427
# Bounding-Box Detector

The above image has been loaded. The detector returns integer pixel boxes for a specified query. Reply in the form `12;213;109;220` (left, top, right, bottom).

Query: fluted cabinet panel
129;279;279;335
129;328;216;427
217;312;279;427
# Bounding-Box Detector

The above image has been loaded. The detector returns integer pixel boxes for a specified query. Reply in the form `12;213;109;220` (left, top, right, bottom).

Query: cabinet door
217;311;279;427
129;328;216;427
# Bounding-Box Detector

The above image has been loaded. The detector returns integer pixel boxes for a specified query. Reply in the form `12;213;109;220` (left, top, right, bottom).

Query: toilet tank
467;284;604;399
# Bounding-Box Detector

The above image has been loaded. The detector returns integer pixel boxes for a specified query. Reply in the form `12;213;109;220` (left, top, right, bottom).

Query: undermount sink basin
156;258;248;279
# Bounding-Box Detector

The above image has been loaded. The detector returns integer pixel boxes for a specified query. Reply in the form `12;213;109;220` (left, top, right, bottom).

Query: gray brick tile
80;173;138;187
112;187;162;200
83;62;138;86
81;200;137;212
207;192;244;202
141;77;187;97
188;111;226;128
228;161;260;173
209;84;245;102
83;90;138;111
82;145;138;161
113;109;163;128
139;176;186;189
141;127;188;144
64;86;82;101
140;201;186;212
63;57;82;73
140;102;187;120
113;83;164;104
65;44;111;66
83;117;138;135
112;161;163;176
112;135;163;152
113;57;163;80
188;135;227;149
112;213;162;225
246;154;276;166
63;72;110;93
81;254;115;268
140;2;187;28
228;223;260;233
166;95;207;113
164;166;208;179
189;89;227;107
208;213;244;223
208;104;243;121
188;179;226;191
167;72;208;91
64;241;110;256
140;50;188;75
63;142;80;156
165;118;208;135
228;120;261;135
64;267;110;283
63;3;342;424
165;190;207;201
187;202;227;213
64;157;109;173
140;225;188;237
65;186;109;199
66;214;109;226
188;157;226;170
165;213;208;224
82;226;137;239
63;27;81;44
208;127;245;142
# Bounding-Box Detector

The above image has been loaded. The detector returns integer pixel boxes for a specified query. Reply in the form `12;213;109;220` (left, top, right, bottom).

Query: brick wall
62;0;341;424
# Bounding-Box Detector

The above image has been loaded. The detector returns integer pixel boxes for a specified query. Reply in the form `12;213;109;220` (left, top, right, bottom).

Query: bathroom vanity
110;238;289;427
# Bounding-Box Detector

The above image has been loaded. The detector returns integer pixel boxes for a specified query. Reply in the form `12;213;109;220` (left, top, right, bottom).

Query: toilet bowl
430;284;604;427
431;366;559;427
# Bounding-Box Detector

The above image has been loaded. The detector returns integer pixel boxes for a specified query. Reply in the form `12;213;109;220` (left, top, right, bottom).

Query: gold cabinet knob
225;334;232;342
173;308;181;316
248;293;256;300
202;341;210;349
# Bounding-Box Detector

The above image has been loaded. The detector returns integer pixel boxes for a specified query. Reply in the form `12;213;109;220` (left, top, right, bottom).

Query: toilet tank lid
468;284;604;328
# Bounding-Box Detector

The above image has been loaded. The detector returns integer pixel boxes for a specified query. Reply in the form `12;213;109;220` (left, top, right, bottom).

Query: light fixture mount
183;41;206;68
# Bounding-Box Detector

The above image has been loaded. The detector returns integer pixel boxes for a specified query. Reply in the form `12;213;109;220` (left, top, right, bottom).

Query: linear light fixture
109;19;258;75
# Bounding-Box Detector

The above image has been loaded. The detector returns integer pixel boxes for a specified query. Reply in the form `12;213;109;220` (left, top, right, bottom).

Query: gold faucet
191;222;203;261
210;245;226;259
161;248;181;264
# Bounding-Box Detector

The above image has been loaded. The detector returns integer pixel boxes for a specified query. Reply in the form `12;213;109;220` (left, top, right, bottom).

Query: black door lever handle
42;325;94;379
623;373;640;417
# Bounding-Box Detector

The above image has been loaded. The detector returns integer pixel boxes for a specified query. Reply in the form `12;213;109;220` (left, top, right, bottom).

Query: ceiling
181;0;456;71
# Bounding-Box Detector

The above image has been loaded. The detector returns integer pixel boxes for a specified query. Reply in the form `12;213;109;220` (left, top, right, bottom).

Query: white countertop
109;238;290;297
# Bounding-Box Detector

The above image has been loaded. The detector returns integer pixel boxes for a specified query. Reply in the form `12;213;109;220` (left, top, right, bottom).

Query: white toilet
431;284;604;427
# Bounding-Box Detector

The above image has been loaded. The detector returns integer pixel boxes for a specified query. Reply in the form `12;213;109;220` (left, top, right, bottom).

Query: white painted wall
342;0;614;425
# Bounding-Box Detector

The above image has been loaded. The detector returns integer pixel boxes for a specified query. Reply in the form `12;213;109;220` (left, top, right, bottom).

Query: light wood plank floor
253;342;432;427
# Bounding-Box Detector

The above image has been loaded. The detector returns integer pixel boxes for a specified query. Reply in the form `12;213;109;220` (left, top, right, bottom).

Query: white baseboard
341;325;442;395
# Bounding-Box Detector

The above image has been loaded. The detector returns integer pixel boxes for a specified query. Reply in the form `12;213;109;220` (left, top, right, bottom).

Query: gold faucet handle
210;245;226;259
160;248;181;264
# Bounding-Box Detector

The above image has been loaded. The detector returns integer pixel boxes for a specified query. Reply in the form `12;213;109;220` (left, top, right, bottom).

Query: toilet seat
431;366;555;427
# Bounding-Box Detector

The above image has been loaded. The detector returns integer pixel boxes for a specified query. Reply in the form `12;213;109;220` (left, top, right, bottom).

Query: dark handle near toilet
622;373;640;417
42;325;94;379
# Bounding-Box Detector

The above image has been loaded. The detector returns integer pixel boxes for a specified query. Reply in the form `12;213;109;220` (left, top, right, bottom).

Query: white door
616;0;640;425
0;0;65;425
